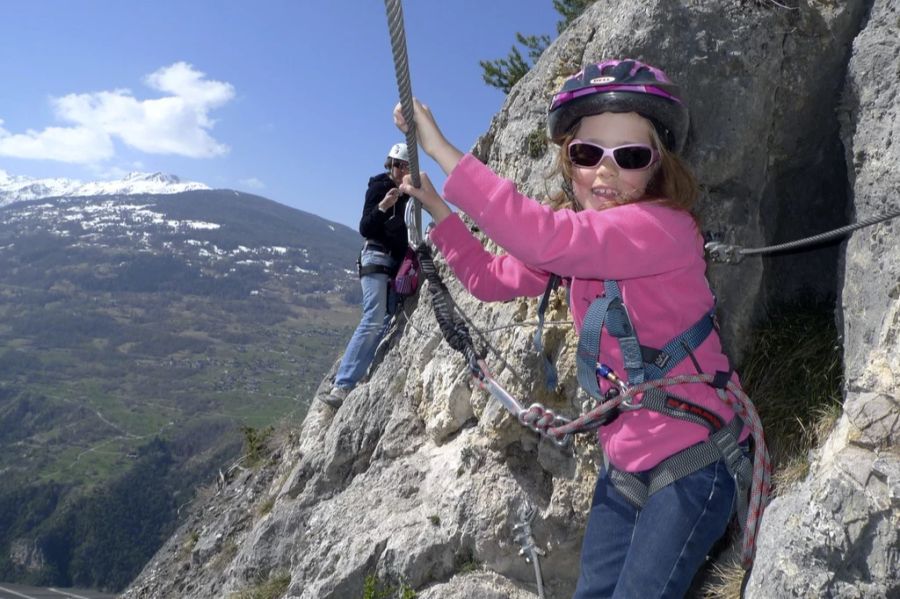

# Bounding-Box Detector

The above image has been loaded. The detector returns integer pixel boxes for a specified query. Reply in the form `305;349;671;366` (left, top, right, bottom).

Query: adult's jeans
334;248;398;389
573;457;737;599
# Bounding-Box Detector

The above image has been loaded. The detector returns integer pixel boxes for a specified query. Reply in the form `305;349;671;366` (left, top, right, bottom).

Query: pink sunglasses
568;140;658;170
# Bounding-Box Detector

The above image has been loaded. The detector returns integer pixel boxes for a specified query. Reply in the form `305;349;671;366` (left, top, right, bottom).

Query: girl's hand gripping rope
393;98;463;176
399;171;451;223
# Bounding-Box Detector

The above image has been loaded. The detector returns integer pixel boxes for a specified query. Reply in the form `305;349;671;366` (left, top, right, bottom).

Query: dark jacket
358;172;410;267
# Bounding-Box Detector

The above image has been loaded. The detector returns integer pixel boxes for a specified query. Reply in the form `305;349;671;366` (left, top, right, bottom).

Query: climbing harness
551;372;770;569
356;241;395;277
705;206;900;264
536;278;769;569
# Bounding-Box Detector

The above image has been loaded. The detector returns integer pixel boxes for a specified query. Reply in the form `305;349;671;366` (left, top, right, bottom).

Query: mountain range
0;170;210;206
0;171;363;589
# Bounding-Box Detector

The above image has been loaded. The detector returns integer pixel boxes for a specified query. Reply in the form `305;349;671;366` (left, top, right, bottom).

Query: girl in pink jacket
396;59;759;598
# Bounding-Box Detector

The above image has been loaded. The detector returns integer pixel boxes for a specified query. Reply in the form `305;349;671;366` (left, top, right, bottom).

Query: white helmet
387;143;409;162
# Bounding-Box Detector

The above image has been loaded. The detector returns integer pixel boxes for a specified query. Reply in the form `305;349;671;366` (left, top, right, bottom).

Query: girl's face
569;112;659;211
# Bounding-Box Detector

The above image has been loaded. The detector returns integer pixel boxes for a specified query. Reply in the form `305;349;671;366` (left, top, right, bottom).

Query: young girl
395;59;754;598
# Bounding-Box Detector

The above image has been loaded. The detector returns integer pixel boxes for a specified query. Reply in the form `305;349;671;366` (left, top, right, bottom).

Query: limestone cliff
123;1;898;597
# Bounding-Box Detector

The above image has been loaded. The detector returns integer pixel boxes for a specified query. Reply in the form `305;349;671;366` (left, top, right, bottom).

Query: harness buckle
710;421;751;483
619;393;642;411
653;352;671;369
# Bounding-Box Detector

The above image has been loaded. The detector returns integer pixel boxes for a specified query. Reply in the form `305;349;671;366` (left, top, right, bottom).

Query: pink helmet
547;59;689;152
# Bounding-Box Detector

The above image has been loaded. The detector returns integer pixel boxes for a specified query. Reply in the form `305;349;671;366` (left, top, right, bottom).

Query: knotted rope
415;243;483;374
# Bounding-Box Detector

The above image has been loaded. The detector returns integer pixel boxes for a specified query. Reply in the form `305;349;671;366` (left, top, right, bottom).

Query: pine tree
553;0;596;33
479;0;596;93
479;33;551;94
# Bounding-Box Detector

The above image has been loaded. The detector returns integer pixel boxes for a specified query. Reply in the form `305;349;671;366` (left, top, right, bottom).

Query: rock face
8;539;46;573
746;1;900;597
123;1;897;598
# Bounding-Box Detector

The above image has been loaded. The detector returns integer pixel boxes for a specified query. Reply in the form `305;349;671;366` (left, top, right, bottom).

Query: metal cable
383;0;422;245
706;207;900;263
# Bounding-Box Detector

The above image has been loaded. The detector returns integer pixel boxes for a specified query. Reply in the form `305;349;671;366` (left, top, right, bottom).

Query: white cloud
145;61;234;108
0;62;234;164
239;177;266;190
0;118;114;162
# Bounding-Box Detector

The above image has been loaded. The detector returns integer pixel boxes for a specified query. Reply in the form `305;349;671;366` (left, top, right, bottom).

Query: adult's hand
378;188;401;212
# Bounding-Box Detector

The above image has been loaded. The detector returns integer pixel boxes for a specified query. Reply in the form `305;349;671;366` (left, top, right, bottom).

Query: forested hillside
0;189;362;589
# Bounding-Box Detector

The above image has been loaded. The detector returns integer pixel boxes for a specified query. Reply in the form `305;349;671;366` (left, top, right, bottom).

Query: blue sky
0;1;561;229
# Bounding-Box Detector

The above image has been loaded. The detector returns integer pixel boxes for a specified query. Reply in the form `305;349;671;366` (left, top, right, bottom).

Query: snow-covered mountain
0;169;210;206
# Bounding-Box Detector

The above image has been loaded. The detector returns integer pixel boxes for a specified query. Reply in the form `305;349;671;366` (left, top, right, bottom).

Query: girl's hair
547;118;699;217
383;157;393;170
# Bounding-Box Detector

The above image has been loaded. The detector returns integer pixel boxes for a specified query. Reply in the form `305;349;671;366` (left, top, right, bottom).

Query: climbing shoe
319;385;349;409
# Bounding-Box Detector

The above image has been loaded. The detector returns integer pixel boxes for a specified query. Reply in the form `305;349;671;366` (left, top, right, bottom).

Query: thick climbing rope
383;0;422;246
382;6;559;590
705;206;900;264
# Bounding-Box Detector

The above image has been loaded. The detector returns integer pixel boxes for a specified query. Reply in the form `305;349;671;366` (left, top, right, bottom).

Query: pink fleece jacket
430;153;746;472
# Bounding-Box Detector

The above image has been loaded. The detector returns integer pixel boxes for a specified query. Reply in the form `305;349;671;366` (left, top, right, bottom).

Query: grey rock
746;0;900;596
8;538;46;573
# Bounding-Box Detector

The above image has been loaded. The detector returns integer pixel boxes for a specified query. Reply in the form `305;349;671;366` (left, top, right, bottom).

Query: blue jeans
573;458;736;599
334;248;398;389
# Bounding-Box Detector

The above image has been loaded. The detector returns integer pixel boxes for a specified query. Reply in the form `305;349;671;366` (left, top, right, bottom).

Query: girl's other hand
400;172;451;224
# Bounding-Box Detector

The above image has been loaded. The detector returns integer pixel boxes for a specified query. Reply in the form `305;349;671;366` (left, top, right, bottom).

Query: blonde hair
547;118;699;219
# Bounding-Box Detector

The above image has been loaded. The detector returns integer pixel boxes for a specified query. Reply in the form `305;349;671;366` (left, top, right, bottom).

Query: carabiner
596;363;629;394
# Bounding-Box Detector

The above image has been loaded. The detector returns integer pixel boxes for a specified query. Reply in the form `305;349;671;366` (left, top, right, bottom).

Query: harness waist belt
358;240;395;277
606;414;748;509
363;240;388;252
358;263;393;277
